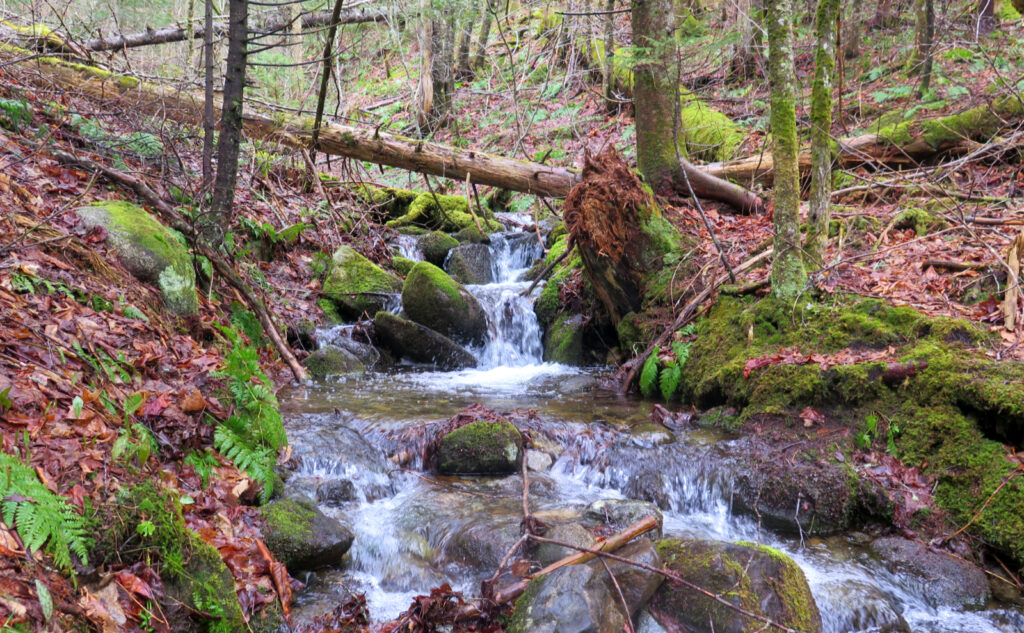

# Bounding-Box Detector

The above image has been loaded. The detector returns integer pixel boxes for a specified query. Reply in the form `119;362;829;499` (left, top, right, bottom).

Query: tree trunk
977;0;997;37
202;0;215;189
416;0;456;133
310;0;348;163
472;0;496;69
766;0;806;299
842;0;861;58
455;0;478;79
601;0;617;115
917;0;934;97
804;0;840;267
730;0;764;80
867;0;896;28
207;0;249;247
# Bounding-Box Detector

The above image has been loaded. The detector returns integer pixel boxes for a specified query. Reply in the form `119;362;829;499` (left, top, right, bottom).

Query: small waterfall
392;234;423;260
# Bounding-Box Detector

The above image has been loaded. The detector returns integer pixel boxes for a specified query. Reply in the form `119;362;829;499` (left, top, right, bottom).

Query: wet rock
373;311;478;370
582;499;664;540
321;246;402;322
628;423;675;448
535;522;597;566
526;449;554;472
260;496;354;572
437;508;523;571
315;479;356;507
543;314;587;365
651;539;822;633
456;225;491;244
77;201;198;315
820;579;910;633
507;539;663;633
401;262;488;346
438;420;523;475
285;415;393;503
870;536;990;608
286;319;317;352
392;255;416;276
419;231;460;267
302;346;365;379
446;243;494;285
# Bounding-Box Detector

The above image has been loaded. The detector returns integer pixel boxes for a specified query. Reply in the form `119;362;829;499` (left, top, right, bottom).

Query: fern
639;346;661;398
0;453;89;572
214;425;275;504
672;341;693;367
659;363;682;401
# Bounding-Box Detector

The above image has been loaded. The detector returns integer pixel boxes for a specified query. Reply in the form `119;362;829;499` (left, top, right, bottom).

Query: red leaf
114;571;154;600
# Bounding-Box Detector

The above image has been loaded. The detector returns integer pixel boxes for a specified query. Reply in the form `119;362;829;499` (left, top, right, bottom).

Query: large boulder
446;243;493;285
438;420;523;475
507;539;663;633
373;311;478;370
76;201;198;315
650;539;822;633
543;314;587;365
321;246;402;321
870;536;989;608
259;496;354;572
401;262;488;346
419;231;460;267
302;346;365;379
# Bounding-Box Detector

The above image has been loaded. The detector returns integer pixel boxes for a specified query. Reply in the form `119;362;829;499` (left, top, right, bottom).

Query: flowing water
279;229;1024;633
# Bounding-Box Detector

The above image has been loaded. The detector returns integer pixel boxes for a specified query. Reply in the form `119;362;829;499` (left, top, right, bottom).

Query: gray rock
315;479;356;507
373;311;478;370
302;346;365;379
260;496;354;572
438;420;523;475
401;262;488;346
582;499;663;540
870;536;990;608
507;539;663;633
446;243;493;285
651;539;822;633
526;449;554;472
535;522;596;566
77;201;198;315
321;245;402;322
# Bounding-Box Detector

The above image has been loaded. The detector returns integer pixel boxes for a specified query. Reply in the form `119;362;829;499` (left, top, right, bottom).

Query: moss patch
438;419;524;475
385;191;502;233
321;246;402;322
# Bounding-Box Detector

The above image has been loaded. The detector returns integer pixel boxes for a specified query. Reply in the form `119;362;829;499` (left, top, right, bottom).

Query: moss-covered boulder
302;346;365;379
507;539;663;633
373;311;478;370
456;225;492;243
392;255;417;276
401;262;488;346
651;539;822;633
420;230;460;267
321;246;402;322
446;243;494;285
543;314;587;365
386;192;503;233
438;420;523;475
76;201;198;315
260;495;354;572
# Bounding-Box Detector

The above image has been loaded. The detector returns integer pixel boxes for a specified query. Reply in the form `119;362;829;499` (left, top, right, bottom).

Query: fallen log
1;8;393;54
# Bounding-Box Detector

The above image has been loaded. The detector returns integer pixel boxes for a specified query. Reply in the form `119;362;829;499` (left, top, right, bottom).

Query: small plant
0;97;32;131
112;392;157;466
0;453;90;572
639;324;697;401
855;413;901;455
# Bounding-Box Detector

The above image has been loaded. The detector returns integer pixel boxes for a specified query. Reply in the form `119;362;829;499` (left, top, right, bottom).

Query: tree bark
202;0;216;189
601;0;617;114
730;0;764;80
917;0;935;97
472;0;496;69
804;0;840;267
207;0;249;247
766;0;807;299
455;0;478;79
415;0;456;133
310;0;348;163
977;0;997;37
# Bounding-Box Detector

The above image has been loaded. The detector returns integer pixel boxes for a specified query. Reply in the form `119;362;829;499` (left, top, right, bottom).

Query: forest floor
1;4;1023;632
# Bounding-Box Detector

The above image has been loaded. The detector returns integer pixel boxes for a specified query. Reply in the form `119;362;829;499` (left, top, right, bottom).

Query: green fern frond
659;363;682;401
639;347;661;398
0;453;89;572
214;426;275;504
671;340;693;367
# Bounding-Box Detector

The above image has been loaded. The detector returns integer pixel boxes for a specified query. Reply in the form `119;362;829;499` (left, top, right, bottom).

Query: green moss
544;315;585;365
998;1;1021;21
405;261;464;306
438;419;524;475
392;255;416;276
877;95;1024;151
261;497;316;565
419;230;460;266
894;207;948;236
386;192;502;233
677;90;746;161
350;184;419;218
321;246;402;321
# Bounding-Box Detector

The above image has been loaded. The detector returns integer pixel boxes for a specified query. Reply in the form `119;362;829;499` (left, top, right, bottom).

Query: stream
279;225;1024;633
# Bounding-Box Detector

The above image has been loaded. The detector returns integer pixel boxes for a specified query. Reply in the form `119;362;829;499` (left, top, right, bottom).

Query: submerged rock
373;311;478;370
446;243;493;285
870;536;990;608
259;496;354;572
302;346;365;378
507;538;663;633
650;539;822;633
76;201;198;315
401;262;488;346
438;420;523;475
321;246;402;322
419;230;460;267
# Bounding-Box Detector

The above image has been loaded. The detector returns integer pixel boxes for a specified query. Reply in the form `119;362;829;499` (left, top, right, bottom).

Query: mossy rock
302;346;365;379
321;245;402;322
651;539;822;633
456;225;492;244
386;192;503;233
350;183;419;218
438;420;524;475
373;311;478;370
401;262;488;346
893;207;947;236
76;201;198;315
260;496;354;572
392;255;416;276
543;314;586;365
419;231;460;267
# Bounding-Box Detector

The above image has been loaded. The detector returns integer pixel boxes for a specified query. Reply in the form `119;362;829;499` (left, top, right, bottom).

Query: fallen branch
921;259;994;272
48;148;308;381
